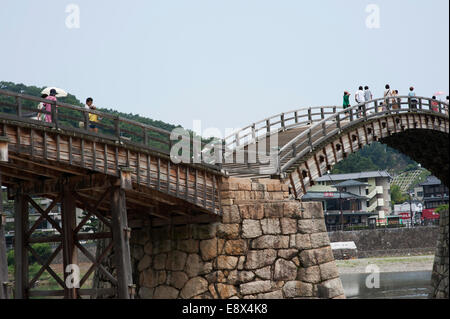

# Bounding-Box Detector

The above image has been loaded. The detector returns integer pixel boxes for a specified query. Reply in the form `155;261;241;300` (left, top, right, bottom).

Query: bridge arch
220;96;449;198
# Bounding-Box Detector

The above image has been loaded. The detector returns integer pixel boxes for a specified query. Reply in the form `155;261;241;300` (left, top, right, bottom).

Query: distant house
302;182;372;230
314;171;392;216
419;176;449;223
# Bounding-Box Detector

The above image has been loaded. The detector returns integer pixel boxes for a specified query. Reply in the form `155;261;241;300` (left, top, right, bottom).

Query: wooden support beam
0;173;10;299
0;136;9;162
8;154;86;176
61;186;79;299
14;188;29;299
110;186;134;299
119;167;133;190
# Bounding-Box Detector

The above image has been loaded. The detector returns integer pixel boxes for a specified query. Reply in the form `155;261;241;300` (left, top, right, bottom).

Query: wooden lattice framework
11;174;134;299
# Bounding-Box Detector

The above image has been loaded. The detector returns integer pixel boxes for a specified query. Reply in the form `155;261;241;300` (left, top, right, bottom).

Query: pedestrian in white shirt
80;97;94;128
355;86;365;118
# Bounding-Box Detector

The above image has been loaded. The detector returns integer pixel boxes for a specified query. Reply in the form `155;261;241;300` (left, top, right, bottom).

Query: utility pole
0;172;10;299
409;192;414;228
340;190;344;231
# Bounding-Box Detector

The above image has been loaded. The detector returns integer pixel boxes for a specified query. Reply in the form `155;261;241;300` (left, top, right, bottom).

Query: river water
340;271;432;299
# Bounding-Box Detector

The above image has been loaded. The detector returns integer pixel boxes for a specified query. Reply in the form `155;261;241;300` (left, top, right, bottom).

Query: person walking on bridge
391;90;400;110
355;86;365;117
445;96;449;115
383;84;392;112
88;102;100;133
37;93;48;121
364;86;373;102
355;86;365;104
408;87;417;110
431;96;439;112
364;86;373;115
343;91;351;111
43;89;58;123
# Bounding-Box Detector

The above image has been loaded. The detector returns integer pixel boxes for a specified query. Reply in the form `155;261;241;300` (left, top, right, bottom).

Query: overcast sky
1;0;448;137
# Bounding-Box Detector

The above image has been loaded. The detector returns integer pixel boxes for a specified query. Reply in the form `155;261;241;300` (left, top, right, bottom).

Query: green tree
332;142;419;175
7;243;53;266
391;184;407;205
435;204;449;214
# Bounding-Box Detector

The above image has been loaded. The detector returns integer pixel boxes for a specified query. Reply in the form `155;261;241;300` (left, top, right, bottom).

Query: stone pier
129;178;345;299
430;209;449;299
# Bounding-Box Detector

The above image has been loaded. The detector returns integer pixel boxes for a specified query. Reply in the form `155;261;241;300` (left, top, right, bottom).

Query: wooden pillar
0;136;9;162
61;186;78;299
0;173;10;299
14;187;28;299
110;184;133;299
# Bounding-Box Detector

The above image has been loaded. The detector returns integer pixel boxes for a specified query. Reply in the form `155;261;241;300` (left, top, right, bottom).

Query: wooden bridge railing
0;89;174;154
1;89;448;178
223;105;342;153
278;96;449;173
221;95;448;175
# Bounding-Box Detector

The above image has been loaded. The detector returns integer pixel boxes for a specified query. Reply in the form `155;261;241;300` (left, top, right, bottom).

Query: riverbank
336;255;435;274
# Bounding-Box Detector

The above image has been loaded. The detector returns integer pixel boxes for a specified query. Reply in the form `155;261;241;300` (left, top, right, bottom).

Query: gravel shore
335;255;435;274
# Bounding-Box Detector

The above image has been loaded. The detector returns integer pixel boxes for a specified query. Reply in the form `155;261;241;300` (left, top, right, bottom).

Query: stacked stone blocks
430;209;449;299
130;177;345;299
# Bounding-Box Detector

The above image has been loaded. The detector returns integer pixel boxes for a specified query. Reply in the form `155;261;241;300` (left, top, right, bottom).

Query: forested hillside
331;142;421;175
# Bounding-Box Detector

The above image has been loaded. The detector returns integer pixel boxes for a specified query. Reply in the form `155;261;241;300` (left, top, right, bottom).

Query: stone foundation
129;178;345;299
430;210;449;299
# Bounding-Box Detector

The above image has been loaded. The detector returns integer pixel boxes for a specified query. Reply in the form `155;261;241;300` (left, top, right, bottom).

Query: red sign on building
422;208;440;220
399;212;411;221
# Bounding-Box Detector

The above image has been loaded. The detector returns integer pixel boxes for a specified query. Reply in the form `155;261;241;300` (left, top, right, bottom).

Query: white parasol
41;87;68;98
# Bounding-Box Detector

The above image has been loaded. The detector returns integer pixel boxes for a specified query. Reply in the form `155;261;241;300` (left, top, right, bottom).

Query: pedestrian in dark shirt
343;91;351;115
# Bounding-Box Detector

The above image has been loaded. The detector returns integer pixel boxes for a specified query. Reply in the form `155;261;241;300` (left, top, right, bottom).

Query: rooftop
334;180;369;188
419;175;443;186
302;191;367;201
316;171;391;182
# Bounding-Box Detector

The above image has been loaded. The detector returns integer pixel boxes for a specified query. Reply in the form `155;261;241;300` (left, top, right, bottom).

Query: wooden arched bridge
0;88;448;299
220;96;449;196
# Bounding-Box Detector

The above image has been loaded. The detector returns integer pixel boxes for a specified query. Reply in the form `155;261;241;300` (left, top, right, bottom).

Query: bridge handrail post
349;106;354;122
363;103;367;120
294;111;298;123
281;113;285;130
143;130;148;146
307;130;312;151
307;108;312;125
251;124;256;143
83;110;89;131
418;98;423;110
15;96;22;118
270;146;280;175
51;101;58;129
438;101;442;114
114;117;121;140
266;119;270;134
221;139;226;167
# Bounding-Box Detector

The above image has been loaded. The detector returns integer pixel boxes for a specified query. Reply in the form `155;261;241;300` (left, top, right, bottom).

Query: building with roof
419;175;449;223
302;182;372;231
315;171;392;216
